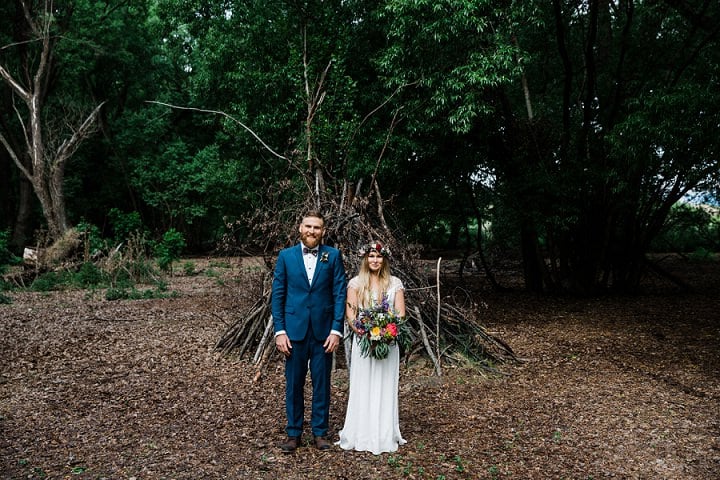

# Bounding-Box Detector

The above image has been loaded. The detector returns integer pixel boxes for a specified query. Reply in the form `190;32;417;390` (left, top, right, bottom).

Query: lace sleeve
390;276;405;292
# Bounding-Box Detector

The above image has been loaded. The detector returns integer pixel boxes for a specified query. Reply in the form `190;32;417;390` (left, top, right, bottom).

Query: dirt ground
1;255;719;480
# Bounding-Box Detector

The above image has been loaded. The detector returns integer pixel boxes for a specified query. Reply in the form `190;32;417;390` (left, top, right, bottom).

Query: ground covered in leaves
1;255;719;479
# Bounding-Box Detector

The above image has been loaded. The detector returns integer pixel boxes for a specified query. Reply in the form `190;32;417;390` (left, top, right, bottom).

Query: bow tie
303;247;319;256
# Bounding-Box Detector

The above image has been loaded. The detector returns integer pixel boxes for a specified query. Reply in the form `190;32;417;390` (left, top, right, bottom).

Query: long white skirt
336;336;406;454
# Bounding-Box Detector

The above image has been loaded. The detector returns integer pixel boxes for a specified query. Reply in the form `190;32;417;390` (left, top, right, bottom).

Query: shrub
76;221;104;259
31;272;64;292
652;203;720;253
105;287;129;301
0;292;11;304
154;228;186;273
0;229;21;275
108;208;145;245
0;277;11;305
101;232;159;287
183;261;196;276
104;284;176;301
76;262;105;288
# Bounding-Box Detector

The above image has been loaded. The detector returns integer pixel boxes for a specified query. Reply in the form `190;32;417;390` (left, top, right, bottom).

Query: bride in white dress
337;242;407;455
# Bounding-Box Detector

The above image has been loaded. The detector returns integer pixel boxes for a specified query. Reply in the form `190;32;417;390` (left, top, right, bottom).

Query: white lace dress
336;275;407;454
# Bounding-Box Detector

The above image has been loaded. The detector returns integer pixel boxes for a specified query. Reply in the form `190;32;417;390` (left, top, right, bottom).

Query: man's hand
323;333;341;353
276;333;292;357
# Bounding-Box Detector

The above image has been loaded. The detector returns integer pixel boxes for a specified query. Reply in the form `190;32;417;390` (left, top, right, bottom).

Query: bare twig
414;306;441;376
253;315;275;363
146;101;287;161
436;257;442;372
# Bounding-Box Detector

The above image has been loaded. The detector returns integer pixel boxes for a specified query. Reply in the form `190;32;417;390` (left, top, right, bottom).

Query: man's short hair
302;210;325;224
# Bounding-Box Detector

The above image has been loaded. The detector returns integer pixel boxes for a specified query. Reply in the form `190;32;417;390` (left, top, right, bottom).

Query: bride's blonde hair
355;241;391;308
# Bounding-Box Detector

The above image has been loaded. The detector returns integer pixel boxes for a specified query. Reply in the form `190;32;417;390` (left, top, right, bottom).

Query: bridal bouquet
353;295;411;360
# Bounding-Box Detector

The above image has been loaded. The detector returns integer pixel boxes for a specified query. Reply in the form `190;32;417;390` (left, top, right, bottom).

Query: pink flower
386;323;398;337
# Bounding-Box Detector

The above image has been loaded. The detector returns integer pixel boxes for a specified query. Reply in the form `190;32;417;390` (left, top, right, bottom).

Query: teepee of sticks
215;184;517;379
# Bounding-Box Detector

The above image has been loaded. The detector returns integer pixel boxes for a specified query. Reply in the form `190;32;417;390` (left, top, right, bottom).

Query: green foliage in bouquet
353;295;411;360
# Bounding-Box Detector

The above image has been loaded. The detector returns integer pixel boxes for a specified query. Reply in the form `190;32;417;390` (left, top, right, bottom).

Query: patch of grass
17;459;48;478
454;455;465;472
105;286;178;301
0;229;21;275
209;260;231;269
70;465;87;474
23;252;174;303
105;287;128;301
488;465;500;479
0;292;11;304
30;262;111;292
123;259;160;284
0;277;12;304
203;267;227;286
242;264;264;273
75;261;106;288
689;247;715;262
387;454;428;478
31;271;70;291
183;261;197;276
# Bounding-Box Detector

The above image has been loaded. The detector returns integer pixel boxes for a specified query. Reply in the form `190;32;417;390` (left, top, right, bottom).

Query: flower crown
358;242;392;258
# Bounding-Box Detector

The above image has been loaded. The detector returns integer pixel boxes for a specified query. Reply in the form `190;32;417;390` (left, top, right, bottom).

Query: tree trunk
0;150;11;227
520;221;544;293
11;175;34;249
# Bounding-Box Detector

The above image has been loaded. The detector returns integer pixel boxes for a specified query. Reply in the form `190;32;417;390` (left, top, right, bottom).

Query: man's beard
301;232;321;248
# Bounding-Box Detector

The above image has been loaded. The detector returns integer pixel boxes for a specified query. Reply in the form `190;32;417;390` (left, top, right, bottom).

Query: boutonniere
320;252;329;263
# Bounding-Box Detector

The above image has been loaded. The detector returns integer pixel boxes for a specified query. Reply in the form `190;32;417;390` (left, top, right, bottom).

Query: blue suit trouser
284;326;333;438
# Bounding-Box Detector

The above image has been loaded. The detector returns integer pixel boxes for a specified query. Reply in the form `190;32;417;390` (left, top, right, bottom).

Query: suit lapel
292;244;311;288
312;245;327;287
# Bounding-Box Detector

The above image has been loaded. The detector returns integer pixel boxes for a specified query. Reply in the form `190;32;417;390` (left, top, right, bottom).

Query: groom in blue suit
271;211;347;453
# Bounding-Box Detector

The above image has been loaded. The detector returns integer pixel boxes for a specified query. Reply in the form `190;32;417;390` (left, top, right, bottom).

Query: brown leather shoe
314;436;332;451
279;436;300;453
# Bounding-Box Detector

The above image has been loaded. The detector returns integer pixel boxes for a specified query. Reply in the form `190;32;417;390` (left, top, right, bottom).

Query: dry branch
414;306;441;376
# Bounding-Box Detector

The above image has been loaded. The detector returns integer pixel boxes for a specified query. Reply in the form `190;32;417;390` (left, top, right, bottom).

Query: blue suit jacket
271;244;347;342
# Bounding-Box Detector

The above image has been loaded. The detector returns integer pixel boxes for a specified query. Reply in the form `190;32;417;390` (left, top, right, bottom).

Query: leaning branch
0;132;32;181
0;65;30;100
414;305;441;376
435;257;442;371
146;101;288;161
